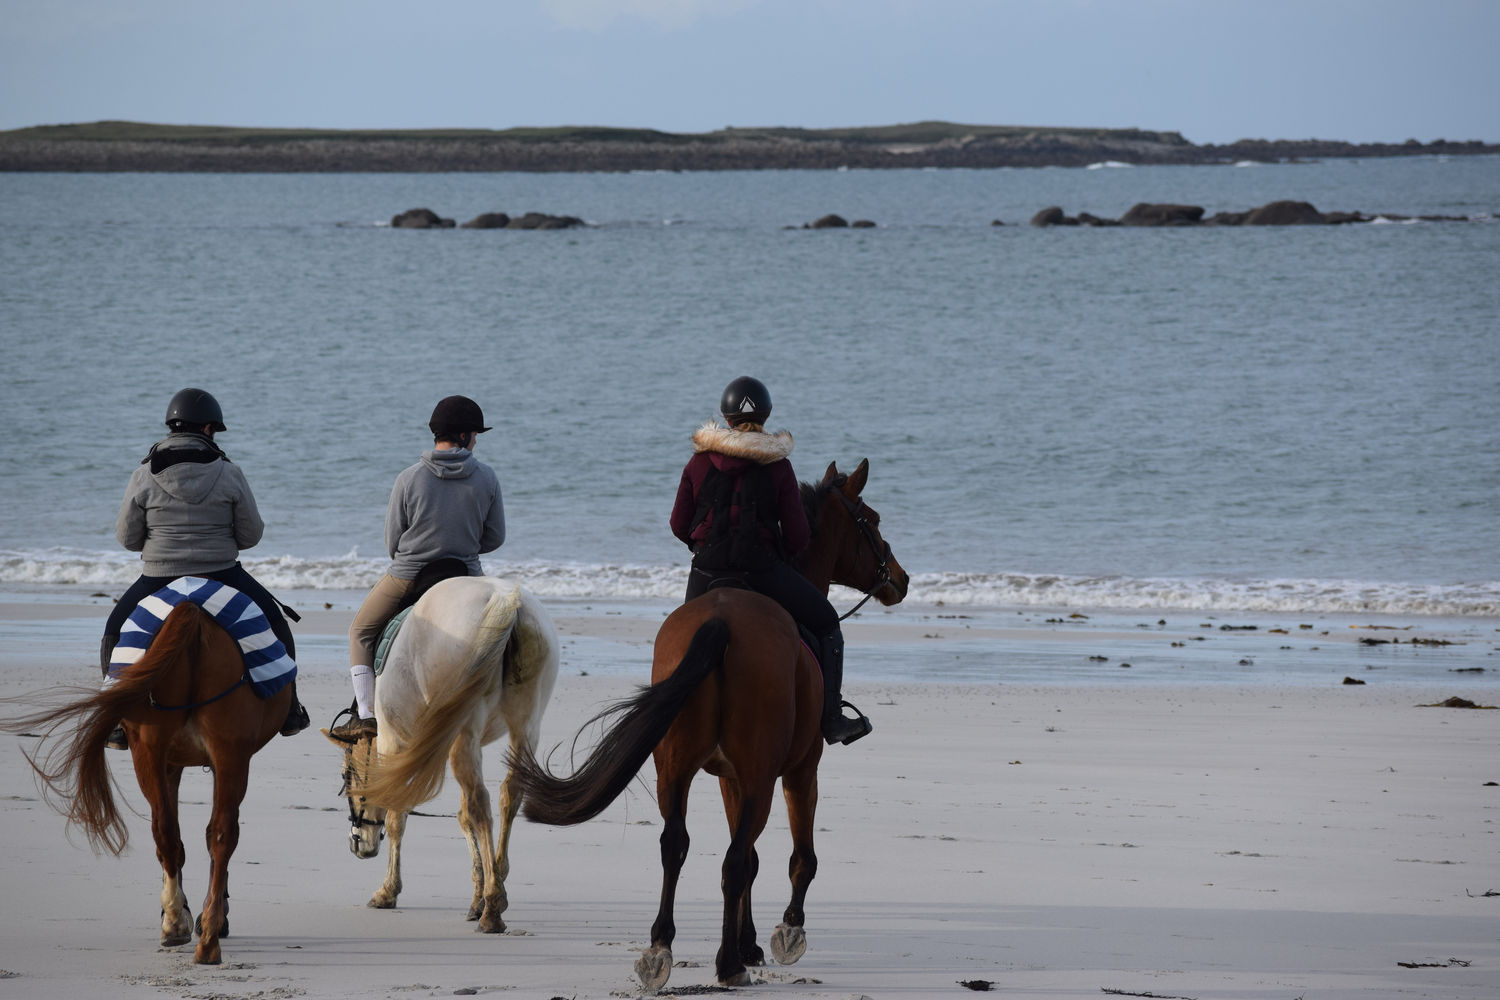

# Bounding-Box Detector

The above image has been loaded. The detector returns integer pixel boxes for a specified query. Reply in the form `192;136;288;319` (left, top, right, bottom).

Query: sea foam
4;549;1495;617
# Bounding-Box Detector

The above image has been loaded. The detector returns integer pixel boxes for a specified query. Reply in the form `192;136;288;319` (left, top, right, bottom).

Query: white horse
323;575;558;933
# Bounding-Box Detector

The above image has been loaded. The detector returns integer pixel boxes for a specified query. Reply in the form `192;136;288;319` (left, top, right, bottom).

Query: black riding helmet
164;387;226;432
429;395;492;440
720;376;771;426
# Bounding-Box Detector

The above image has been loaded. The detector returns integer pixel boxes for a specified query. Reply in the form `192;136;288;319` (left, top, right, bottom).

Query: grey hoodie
385;447;505;579
115;433;264;577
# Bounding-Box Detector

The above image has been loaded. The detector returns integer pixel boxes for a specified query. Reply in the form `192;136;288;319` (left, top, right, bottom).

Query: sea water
1;157;1497;624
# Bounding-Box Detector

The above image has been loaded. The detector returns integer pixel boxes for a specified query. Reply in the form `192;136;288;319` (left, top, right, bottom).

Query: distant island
1;120;1494;172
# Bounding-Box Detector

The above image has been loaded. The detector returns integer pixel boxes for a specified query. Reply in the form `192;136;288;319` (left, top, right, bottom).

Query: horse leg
490;728;531;921
131;749;192;947
450;734;503;932
635;772;691;992
719;775;765;967
771;762;819;965
194;755;248;964
715;781;774;987
369;810;405;908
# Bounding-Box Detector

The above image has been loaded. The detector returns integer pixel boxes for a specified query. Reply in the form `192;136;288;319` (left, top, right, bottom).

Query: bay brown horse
2;602;289;964
511;458;908;990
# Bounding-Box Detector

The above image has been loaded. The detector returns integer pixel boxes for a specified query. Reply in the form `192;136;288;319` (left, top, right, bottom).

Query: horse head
808;458;909;606
323;729;386;858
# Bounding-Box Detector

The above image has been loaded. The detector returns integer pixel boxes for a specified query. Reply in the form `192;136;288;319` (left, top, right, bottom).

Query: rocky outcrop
504;211;584;229
1242;200;1324;225
1030;206;1074;227
460;212;511;229
1025;199;1481;227
412;210;584;230
1120;203;1205;226
392;208;454;229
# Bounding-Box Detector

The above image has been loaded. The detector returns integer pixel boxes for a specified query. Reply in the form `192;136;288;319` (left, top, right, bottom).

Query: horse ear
843;458;870;497
822;461;840;485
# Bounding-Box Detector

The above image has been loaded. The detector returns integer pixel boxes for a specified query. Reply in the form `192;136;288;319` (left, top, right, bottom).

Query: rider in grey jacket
102;388;308;744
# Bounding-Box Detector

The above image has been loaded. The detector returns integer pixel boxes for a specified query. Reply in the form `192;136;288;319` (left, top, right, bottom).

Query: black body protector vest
689;463;786;572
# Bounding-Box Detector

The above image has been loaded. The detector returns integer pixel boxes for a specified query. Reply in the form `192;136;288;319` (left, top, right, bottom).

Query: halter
833;493;894;622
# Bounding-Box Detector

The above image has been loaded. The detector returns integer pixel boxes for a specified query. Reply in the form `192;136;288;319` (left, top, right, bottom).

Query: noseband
834;493;894;621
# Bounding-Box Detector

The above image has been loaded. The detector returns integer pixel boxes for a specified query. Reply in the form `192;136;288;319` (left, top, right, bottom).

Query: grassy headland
0;120;1492;171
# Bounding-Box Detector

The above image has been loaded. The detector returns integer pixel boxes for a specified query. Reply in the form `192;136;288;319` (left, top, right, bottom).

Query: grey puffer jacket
114;433;264;577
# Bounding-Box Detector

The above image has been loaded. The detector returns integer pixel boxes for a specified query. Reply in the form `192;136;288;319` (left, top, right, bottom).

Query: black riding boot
280;680;310;737
818;630;872;746
101;635;128;751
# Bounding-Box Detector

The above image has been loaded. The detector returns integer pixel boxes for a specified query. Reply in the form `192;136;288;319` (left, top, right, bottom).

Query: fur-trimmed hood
691;421;794;465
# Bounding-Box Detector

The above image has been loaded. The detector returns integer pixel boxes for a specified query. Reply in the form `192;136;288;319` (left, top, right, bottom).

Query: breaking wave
2;548;1495;617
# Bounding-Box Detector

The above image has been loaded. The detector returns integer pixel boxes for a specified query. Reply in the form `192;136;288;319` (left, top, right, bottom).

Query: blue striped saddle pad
108;577;298;698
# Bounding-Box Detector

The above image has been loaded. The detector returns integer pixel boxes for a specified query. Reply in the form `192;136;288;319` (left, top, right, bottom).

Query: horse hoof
193;940;222;965
771;923;807;965
161;931;192;948
368;895;397;910
477;915;506;934
634;944;673;992
717;969;752;987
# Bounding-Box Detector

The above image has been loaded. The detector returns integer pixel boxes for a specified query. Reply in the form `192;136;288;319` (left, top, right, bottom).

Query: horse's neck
796;529;836;596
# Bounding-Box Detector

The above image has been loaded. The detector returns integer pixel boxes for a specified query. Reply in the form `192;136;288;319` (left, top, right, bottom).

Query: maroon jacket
671;450;810;558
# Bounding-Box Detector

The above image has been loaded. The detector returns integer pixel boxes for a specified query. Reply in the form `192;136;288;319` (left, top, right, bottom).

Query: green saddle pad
373;606;414;677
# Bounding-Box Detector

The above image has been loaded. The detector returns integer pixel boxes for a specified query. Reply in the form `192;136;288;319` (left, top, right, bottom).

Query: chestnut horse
324;576;558;932
2;602;289;964
511;459;908;990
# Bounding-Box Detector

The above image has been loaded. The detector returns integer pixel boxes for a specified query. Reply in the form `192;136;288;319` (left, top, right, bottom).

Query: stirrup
823;701;873;746
328;705;376;740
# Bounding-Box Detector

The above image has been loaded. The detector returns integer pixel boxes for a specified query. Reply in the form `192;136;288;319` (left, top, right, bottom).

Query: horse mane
798;473;846;539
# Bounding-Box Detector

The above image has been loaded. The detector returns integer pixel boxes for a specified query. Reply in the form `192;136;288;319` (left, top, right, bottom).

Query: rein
834;493;894;622
149;673;248;712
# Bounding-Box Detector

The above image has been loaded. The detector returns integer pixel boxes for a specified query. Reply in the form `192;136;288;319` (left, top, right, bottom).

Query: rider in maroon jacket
671;376;871;746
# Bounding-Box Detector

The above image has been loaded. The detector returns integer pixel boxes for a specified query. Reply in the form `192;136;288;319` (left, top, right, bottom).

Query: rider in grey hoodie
333;395;505;738
103;389;309;743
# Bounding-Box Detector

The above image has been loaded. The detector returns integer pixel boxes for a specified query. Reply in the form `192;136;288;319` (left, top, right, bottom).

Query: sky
2;0;1497;145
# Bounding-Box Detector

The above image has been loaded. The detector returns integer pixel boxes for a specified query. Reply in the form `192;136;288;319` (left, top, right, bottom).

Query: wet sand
1;593;1497;999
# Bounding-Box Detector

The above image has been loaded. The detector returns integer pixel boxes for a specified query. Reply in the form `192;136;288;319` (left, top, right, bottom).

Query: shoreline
3;586;1496;690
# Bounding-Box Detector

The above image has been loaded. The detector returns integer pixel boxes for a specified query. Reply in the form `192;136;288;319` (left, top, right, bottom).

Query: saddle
373;558;469;677
700;573;822;668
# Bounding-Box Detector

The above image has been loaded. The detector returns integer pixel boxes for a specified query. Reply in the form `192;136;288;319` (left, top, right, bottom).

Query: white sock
350;664;375;719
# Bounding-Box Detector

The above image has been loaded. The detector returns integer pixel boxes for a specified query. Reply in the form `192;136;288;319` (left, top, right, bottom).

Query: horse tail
1;603;211;856
361;585;522;814
512;616;730;827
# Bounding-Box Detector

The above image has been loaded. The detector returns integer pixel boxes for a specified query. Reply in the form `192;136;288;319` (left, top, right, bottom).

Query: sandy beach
1;592;1497;1000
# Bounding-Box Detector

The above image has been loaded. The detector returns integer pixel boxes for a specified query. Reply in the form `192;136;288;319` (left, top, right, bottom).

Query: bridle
833;492;894;622
339;745;386;844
